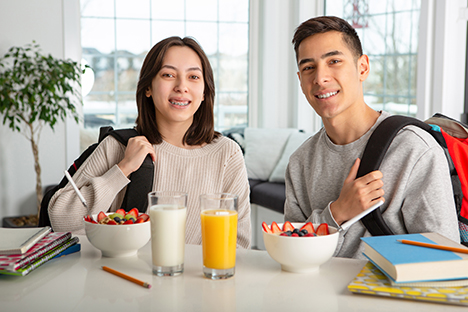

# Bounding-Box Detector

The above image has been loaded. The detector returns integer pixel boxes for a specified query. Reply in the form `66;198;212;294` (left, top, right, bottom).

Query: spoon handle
339;200;384;232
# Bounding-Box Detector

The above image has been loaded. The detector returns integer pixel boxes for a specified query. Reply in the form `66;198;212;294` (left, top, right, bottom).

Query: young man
284;16;460;259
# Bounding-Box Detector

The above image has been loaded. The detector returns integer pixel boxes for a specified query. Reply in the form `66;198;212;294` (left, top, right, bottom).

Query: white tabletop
1;235;467;312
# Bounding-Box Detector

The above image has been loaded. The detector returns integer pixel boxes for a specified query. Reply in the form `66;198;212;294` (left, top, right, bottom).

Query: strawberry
116;208;126;216
135;217;145;224
270;222;282;234
282;221;295;232
90;220;98;224
304;233;316;237
127;208;139;218
123;219;134;225
138;213;150;221
262;222;272;234
291;233;299;237
107;220;117;225
300;222;315;234
97;211;107;222
316;223;329;236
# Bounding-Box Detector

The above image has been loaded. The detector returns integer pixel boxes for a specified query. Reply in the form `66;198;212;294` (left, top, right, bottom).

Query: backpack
357;113;468;246
38;127;154;227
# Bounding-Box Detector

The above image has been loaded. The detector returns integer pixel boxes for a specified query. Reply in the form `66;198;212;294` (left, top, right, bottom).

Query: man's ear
358;54;370;82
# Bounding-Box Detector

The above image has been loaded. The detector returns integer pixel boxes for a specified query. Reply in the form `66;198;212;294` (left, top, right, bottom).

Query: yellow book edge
347;262;468;306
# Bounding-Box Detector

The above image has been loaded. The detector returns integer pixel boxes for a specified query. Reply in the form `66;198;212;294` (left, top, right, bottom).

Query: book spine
12;233;72;271
15;237;80;276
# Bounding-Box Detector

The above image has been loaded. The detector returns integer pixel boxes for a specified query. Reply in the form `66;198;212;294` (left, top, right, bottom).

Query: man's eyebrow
297;50;344;66
161;64;202;72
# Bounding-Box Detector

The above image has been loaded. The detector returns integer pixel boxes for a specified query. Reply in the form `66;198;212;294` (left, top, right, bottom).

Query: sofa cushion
249;179;286;214
269;131;311;182
244;128;298;180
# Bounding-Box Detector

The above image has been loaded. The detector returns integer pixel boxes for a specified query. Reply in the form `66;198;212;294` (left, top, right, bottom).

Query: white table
1;235;467;312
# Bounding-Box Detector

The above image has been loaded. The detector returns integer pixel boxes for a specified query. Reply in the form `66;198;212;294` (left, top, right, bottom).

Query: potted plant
0;41;84;227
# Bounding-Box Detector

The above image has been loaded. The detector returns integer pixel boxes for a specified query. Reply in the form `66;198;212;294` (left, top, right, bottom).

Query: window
80;0;249;132
325;0;420;116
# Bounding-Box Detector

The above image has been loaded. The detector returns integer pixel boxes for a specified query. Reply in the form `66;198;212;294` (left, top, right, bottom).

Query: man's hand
330;158;385;225
118;136;156;177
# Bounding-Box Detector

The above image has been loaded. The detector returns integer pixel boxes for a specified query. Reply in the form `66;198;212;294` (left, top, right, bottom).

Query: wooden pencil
102;266;152;289
398;239;468;254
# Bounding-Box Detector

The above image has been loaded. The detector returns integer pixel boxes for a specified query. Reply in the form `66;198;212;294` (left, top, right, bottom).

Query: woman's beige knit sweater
49;135;251;249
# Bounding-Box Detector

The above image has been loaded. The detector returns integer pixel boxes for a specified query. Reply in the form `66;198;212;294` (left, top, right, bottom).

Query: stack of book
0;226;80;276
348;232;468;306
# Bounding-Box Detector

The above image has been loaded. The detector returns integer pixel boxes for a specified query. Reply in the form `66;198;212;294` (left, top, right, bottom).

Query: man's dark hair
292;16;363;61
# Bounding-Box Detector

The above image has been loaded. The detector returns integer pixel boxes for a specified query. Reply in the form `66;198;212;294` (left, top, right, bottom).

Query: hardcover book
361;232;468;283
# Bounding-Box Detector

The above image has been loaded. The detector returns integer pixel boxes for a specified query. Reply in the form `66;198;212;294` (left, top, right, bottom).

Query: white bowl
84;213;151;257
262;222;339;273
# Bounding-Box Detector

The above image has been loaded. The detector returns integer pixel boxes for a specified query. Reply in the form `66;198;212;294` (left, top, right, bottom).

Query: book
52;243;81;259
0;236;80;276
348;262;468;306
0;226;51;255
0;232;72;271
361;233;468;283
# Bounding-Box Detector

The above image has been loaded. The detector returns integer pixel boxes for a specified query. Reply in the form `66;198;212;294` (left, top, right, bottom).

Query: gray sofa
224;127;311;249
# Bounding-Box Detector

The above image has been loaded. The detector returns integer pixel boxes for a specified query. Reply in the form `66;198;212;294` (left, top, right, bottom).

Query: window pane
115;0;150;19
186;22;218;55
81;18;115;54
82;54;115;92
219;23;248;56
117;94;138;127
81;0;114;17
219;0;249;22
152;21;185;44
116;19;151;55
117;56;144;92
151;0;185;20
385;11;414;54
186;0;218;22
83;94;116;128
218;56;248;92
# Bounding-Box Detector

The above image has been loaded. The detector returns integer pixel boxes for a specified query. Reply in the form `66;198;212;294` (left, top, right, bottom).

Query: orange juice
201;209;238;269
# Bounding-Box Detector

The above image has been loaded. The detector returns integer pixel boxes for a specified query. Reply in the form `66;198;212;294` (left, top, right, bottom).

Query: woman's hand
118;136;156;177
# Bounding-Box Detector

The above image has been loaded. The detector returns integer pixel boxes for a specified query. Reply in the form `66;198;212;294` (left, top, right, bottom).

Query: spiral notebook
0;226;51;255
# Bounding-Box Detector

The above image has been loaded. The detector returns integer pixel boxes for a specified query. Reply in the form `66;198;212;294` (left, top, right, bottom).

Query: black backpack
357;114;468;246
38;127;154;227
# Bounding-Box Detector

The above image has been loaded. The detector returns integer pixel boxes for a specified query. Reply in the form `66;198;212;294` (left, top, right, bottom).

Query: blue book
361;232;468;283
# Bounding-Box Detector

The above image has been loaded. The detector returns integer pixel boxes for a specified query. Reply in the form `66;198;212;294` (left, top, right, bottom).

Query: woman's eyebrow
161;64;202;72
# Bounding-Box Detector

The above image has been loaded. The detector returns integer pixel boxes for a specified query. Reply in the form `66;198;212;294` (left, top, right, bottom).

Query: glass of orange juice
200;193;238;280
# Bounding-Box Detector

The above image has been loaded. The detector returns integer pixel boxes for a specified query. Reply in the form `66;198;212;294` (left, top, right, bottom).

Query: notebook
348;262;468;306
0;226;51;255
0;237;80;276
361;232;468;283
0;232;72;271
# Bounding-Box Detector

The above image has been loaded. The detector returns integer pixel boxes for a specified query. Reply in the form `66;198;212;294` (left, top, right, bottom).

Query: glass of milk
148;191;187;276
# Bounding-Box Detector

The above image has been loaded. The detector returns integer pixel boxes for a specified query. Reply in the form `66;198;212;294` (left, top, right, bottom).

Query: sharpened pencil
398;239;468;254
102;266;152;289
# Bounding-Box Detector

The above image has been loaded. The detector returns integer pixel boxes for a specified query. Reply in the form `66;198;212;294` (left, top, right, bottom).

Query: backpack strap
357;116;433;236
108;128;154;213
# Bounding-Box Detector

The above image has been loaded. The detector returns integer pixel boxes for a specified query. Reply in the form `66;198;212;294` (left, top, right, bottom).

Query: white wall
0;0;81;220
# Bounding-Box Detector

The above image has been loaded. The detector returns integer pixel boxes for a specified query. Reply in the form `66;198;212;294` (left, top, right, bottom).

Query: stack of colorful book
0;227;80;276
348;233;468;306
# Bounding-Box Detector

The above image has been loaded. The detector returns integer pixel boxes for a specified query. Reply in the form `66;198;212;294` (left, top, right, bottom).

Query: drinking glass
149;191;187;276
200;193;238;279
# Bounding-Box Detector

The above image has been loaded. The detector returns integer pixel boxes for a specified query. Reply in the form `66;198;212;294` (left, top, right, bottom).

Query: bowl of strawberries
262;221;339;273
83;208;151;257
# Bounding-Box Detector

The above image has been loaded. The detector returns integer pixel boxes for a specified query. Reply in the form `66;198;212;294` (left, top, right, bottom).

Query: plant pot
2;215;38;228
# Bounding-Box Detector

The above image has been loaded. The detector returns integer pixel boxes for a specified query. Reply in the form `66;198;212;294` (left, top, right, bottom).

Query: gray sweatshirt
284;111;460;259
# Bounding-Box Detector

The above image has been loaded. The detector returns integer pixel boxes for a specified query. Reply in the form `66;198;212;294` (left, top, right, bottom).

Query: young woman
49;37;251;249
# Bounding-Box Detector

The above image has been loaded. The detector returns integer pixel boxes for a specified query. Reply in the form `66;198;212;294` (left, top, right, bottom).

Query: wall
0;0;81;220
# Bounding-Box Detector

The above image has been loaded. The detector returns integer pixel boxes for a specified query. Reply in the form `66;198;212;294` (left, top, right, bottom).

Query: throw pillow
244;128;298;180
269;131;311;182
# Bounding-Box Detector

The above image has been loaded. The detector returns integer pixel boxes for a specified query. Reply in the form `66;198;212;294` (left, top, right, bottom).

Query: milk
150;205;187;267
